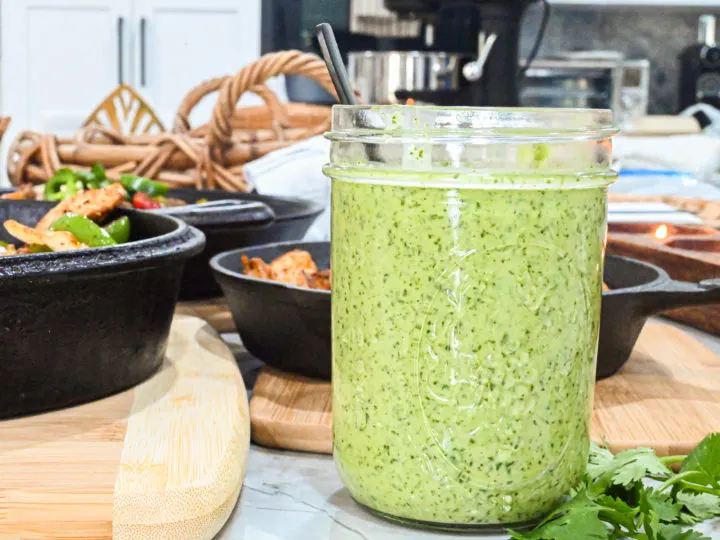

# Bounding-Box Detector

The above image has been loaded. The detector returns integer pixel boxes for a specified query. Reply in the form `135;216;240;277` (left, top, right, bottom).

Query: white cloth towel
613;134;720;185
243;136;331;241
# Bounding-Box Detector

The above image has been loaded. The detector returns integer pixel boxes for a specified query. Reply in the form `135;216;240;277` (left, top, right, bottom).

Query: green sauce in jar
326;106;617;530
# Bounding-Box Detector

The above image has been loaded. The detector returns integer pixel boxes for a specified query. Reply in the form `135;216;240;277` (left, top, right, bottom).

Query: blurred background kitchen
3;0;720;218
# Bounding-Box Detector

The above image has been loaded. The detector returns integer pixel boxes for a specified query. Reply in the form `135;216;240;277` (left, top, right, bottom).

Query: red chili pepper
132;191;162;210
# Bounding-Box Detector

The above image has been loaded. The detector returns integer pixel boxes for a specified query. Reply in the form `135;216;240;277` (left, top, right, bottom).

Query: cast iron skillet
0;186;324;300
212;241;720;381
164;188;323;300
0;200;205;419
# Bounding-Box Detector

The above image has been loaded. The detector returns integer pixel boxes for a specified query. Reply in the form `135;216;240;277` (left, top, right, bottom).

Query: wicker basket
7;50;337;192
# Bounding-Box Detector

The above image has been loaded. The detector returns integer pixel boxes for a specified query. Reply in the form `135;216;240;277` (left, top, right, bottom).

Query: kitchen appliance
522;54;650;128
379;0;548;106
348;50;461;104
268;0;549;106
679;14;720;111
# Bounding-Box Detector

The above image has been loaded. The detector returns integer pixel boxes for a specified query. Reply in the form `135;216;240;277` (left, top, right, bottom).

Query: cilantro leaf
508;492;609;540
589;442;616;478
608;448;672;488
639;489;662;540
680;433;720;488
676;492;720;521
509;508;609;540
657;523;711;540
639;488;684;539
507;437;720;540
645;489;683;523
678;511;703;526
597;495;637;533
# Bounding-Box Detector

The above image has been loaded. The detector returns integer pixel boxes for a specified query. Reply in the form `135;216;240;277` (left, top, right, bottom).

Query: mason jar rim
326;105;618;143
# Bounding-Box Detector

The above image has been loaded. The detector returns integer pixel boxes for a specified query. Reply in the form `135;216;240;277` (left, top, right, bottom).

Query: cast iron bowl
212;241;720;381
0;200;205;419
1;186;324;301
211;241;330;380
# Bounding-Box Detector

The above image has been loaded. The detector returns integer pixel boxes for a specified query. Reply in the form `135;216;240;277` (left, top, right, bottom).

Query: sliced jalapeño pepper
44;168;80;201
103;216;131;244
50;213;117;247
119;174;169;197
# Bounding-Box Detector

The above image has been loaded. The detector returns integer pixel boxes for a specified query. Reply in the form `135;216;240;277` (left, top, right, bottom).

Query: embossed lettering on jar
324;106;618;530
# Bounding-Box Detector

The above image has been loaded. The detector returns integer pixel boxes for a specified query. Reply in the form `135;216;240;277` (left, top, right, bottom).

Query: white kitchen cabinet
133;0;261;127
1;0;132;138
0;0;261;184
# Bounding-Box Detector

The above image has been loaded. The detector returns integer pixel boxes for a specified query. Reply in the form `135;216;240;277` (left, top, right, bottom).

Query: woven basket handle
173;76;226;132
208;50;337;151
174;78;288;133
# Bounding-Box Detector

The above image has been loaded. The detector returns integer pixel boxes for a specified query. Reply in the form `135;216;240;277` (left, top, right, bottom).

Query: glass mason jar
324;106;617;530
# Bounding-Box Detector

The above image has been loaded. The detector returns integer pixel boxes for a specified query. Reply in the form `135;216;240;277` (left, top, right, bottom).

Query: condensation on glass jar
324;106;618;531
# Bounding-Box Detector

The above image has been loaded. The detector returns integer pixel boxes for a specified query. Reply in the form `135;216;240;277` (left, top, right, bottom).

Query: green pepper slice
91;162;107;183
50;213;117;247
45;168;80;201
103;216;131;244
119;174;169;197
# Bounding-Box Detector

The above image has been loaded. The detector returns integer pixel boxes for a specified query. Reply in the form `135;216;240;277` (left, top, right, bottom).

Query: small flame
654;224;669;240
405;98;415;105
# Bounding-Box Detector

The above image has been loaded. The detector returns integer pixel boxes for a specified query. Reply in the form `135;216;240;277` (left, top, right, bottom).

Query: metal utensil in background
462;32;498;83
152;199;275;225
348;50;462;104
315;22;357;105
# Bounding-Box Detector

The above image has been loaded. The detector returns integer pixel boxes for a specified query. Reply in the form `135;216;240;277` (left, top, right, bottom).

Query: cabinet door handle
117;16;124;85
140;17;147;87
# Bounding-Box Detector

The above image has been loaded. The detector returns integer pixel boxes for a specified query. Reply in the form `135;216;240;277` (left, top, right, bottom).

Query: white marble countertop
217;320;720;540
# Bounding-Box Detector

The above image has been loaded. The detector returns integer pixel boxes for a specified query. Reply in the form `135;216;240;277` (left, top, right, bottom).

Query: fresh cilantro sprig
508;433;720;540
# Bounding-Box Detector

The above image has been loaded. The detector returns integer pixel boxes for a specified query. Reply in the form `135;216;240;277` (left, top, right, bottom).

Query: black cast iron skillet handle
152;200;276;228
633;277;720;317
598;255;720;380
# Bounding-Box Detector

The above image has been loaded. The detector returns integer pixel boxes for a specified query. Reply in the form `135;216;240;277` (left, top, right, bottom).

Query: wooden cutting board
250;323;720;456
0;315;249;540
176;298;235;334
